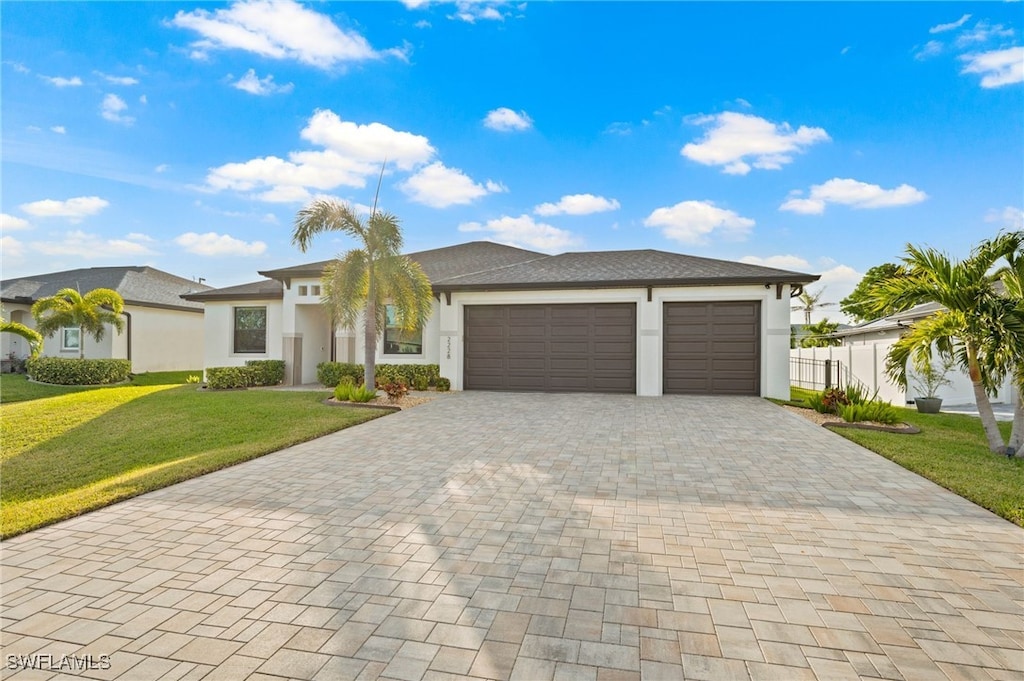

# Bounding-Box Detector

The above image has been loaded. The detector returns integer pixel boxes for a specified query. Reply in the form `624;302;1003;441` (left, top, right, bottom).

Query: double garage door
463;301;760;395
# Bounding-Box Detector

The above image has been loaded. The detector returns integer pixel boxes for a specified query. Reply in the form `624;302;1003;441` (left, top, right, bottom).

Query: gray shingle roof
1;266;212;312
180;279;283;302
431;249;819;289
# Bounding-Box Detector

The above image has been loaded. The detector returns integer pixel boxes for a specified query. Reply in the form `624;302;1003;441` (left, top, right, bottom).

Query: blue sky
2;1;1022;323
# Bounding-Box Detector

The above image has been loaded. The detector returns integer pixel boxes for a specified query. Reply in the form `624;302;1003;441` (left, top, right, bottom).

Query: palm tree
31;288;125;360
873;234;1021;453
0;308;43;358
791;286;835;325
292;199;433;389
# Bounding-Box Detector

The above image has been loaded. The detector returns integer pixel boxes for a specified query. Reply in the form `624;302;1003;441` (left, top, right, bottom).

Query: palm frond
292;199;365;253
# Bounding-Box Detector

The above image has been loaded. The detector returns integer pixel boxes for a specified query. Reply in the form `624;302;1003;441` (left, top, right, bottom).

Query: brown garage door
464;303;636;393
663;301;760;395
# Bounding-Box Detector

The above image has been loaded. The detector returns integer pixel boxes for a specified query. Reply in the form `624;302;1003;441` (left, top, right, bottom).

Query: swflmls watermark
6;653;112;671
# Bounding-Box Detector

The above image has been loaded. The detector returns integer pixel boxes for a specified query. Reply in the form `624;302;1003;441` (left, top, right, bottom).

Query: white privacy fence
790;344;1016;406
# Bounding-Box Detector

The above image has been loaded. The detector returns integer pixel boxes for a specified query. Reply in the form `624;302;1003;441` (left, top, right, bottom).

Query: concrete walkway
2;394;1022;680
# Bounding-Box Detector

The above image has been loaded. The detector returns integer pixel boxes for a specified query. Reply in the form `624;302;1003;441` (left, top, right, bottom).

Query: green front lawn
1;383;384;538
785;387;1024;526
0;371;203;403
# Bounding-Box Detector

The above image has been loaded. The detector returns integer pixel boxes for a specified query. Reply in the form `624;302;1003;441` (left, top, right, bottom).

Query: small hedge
27;357;132;385
205;360;285;390
316;362;440;388
245;359;285;386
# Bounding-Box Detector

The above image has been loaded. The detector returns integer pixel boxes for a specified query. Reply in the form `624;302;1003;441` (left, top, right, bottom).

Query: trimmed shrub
317;362;362;387
205;366;254;390
435;377;451;392
27;357;131;385
245;359;285;386
411;375;430;391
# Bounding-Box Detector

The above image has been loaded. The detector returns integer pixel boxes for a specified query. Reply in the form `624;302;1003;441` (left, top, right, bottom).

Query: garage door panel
664;301;760;396
465;303;636;393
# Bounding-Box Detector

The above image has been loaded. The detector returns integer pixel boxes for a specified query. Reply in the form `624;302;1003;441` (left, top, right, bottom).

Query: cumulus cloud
914;40;944;61
930;14;971;34
449;2;509;23
399;162;500;208
155;164;169;173
174;231;267;256
170;0;398;68
40;75;82;87
300;109;434;170
955;20;1015;48
960;46;1024;88
739;254;812;271
30;231;156;258
780;178;928;215
100;94;134;125
986;206;1024;230
50;125;66;134
232;68;294;95
484;107;533;132
458;214;579;252
643;200;755;245
1;214;32;232
1;236;25;259
681;112;830;175
534;194;620;216
19;196;109;221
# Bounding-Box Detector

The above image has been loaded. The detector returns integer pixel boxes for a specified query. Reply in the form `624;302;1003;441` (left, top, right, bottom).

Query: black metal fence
790;356;843;390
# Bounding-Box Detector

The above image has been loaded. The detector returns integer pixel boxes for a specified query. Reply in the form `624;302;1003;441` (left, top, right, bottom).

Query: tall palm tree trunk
79;324;85;360
1009;379;1023;454
968;345;1006;453
364;269;377;389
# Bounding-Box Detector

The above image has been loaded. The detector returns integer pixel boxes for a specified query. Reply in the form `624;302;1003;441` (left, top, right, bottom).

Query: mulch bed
782;404;920;434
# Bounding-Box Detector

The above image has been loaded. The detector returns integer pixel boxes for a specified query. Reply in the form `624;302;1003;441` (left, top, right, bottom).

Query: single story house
1;266;212;372
183;242;818;398
791;302;1015;406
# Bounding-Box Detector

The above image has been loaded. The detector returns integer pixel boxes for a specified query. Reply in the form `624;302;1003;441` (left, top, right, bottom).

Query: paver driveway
2;393;1022;680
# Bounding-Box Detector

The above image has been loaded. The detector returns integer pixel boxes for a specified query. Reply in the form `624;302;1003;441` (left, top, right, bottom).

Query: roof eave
433;274;819;293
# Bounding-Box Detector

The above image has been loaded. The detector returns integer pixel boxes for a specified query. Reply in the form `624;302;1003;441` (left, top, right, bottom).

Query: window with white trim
61;327;80;352
233;307;267;354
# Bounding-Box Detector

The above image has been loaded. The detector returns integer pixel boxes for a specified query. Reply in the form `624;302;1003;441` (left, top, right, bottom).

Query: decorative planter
915;397;943;414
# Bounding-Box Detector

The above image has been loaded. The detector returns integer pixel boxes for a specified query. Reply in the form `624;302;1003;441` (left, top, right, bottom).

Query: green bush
205;366;254;390
807;392;829;414
435;377;451;392
317;362;363;387
411;375;430;391
346;385;378;403
839;401;901;425
26;357;131;385
382;379;408;401
245;360;285;386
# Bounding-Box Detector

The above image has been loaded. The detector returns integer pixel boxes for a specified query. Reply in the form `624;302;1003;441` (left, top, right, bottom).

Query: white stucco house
1;266;211;372
792;302;1015;406
183;242;818;399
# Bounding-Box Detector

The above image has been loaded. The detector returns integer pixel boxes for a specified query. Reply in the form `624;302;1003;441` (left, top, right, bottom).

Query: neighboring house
791;302;1015;406
1;266;212;372
183;241;818;398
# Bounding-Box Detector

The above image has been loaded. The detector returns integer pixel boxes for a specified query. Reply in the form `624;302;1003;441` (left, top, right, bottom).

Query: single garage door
663;301;760;395
464;303;636;393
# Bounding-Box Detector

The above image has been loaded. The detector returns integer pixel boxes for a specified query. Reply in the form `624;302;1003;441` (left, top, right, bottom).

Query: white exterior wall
436;284;792;399
126;307;205;372
200;299;283;377
1;305;35;360
348;298;443;368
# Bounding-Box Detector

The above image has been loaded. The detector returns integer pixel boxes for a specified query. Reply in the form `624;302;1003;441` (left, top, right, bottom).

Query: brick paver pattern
2;394;1022;680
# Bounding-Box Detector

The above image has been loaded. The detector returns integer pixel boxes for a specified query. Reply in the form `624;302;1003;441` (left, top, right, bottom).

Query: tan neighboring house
183;241;819;398
1;266;212;372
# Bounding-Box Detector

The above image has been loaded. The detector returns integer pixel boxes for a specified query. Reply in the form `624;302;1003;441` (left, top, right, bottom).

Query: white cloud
1;236;25;259
955;21;1015;48
155;164;169;173
986;206;1024;230
960;47;1024;88
914;40;944;61
414;19;431;29
930;14;971;34
40;75;82;87
30;231;156;258
534;193;621;216
174;231;267;256
300;110;435;170
232;68;294;95
780;178;927;214
483;107;533;132
139;94;148;105
50;125;66;134
207;152;375;200
485;180;508;193
6;61;30;74
603;121;632;136
643;200;755;245
1;214;32;232
681;112;829;175
170;0;395;69
449;2;508;23
740;254;811;271
399;162;500;208
125;232;155;242
95;71;140;85
19;196;110;221
100;94;134;125
458;214;579;252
